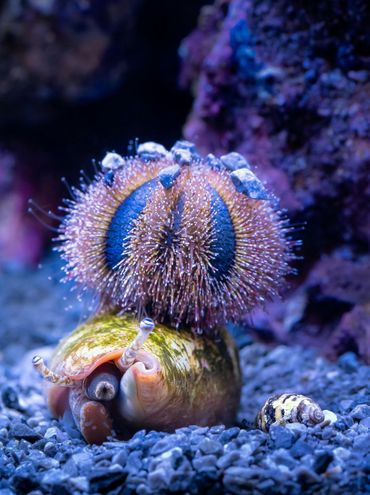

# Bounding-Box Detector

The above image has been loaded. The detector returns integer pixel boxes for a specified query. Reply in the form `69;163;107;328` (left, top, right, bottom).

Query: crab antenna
32;355;76;387
120;317;155;368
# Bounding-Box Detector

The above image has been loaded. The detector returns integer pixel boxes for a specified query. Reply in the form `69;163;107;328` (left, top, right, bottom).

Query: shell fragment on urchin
57;141;294;331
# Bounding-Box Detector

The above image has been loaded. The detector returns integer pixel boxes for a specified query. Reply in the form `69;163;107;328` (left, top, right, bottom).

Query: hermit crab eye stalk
119;317;155;369
57;140;294;331
32;355;75;387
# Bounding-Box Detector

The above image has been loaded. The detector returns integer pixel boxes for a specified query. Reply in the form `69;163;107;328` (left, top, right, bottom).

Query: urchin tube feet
119;317;155;370
69;385;113;444
83;363;120;401
32;355;75;387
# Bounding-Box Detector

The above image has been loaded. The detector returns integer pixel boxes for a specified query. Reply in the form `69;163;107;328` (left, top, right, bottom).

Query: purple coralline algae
180;0;370;361
0;146;58;267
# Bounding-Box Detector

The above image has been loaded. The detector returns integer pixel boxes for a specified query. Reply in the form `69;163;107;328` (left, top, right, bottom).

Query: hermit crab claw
32;314;241;444
115;349;163;427
113;317;167;428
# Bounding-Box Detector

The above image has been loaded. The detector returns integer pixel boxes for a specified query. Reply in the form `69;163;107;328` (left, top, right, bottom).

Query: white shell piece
101;152;125;170
230;168;268;200
137;142;169;159
220;152;251;171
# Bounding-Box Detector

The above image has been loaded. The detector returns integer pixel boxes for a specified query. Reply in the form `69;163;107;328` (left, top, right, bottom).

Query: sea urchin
57;140;292;332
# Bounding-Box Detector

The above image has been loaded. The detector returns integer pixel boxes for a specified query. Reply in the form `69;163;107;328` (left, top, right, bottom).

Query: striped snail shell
257;393;325;432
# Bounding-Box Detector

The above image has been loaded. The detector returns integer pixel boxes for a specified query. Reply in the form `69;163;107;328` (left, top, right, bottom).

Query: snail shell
257;393;325;432
39;314;241;444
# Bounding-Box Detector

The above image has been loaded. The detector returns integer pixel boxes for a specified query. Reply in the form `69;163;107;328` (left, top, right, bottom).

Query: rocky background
0;0;207;267
1;0;368;363
0;0;369;493
180;0;370;363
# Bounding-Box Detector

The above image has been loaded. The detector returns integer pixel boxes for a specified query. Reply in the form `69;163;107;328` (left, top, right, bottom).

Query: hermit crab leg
69;384;113;445
83;363;120;401
118;317;155;370
32;355;75;387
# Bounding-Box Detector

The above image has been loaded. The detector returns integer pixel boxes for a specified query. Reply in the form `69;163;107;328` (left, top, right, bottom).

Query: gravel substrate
0;259;369;494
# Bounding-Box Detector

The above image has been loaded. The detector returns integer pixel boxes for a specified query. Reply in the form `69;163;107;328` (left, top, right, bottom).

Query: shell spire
57;140;294;332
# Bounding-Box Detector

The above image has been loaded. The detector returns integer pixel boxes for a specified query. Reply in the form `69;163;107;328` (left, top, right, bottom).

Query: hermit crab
33;314;241;444
33;140;294;443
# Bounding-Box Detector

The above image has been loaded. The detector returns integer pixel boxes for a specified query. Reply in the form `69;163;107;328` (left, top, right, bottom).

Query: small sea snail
257;393;325;432
33;314;241;444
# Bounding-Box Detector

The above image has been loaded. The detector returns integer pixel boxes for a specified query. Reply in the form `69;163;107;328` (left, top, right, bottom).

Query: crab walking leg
69;384;113;444
119;317;155;370
32;355;75;387
83;363;120;401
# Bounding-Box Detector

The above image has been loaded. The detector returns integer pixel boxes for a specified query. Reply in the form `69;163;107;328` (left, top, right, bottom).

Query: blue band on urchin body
105;179;158;269
209;188;236;280
164;194;185;248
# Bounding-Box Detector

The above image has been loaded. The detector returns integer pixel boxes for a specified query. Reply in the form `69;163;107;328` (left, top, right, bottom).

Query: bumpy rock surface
181;0;370;248
244;251;370;364
180;0;370;360
0;260;369;494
